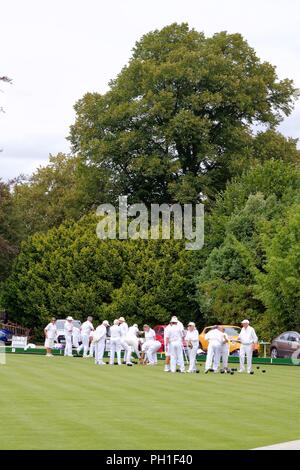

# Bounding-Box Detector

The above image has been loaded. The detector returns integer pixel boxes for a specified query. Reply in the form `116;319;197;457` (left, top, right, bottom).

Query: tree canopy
70;23;298;205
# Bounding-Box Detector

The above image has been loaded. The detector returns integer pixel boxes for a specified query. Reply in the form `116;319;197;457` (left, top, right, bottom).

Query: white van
55;319;81;344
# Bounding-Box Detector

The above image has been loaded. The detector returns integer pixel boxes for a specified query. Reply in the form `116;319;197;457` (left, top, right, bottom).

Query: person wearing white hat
204;326;223;373
118;317;131;364
218;326;230;372
238;320;258;374
124;324;141;365
165;317;185;373
93;320;109;365
77;316;94;358
64;316;74;357
141;325;161;365
109;319;122;365
44;318;57;357
185;322;199;373
163;316;184;372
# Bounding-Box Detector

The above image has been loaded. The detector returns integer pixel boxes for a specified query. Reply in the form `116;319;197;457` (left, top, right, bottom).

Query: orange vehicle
199;325;260;356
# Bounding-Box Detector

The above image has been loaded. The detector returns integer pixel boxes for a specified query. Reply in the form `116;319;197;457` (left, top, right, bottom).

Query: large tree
12;153;110;237
70;23;298;205
255;205;300;335
196;160;300;339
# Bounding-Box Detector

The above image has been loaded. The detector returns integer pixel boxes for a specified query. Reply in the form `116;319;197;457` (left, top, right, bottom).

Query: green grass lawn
0;354;299;449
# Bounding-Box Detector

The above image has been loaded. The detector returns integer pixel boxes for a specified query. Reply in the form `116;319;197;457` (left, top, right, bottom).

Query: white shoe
164;367;170;372
46;353;53;357
238;370;244;373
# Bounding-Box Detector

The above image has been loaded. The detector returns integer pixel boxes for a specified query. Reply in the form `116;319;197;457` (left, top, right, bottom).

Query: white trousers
146;340;161;364
82;334;90;356
110;338;121;365
64;334;73;356
89;342;95;357
188;343;198;372
220;344;229;369
205;343;221;371
240;344;253;372
77;334;90;356
124;336;140;363
94;340;105;364
169;341;185;372
120;337;130;361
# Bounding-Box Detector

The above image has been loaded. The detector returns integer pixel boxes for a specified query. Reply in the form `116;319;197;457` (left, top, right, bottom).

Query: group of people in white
204;320;258;374
44;316;258;374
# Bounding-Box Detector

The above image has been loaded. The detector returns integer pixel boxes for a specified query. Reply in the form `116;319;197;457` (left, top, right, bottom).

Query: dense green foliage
0;181;22;282
197;161;300;339
3;215;198;336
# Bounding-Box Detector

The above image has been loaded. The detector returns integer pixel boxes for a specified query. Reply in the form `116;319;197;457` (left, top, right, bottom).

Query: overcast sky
1;0;299;181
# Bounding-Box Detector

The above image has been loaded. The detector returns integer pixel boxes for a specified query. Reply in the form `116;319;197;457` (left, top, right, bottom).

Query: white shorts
45;338;55;348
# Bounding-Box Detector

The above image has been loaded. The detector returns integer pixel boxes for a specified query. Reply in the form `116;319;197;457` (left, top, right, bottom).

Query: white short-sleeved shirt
238;326;258;345
165;324;183;343
205;328;224;347
110;325;121;339
81;320;94;336
64;321;73;336
144;328;156;343
94;324;107;342
185;329;199;344
45;323;57;339
119;322;129;337
128;325;139;336
164;324;171;347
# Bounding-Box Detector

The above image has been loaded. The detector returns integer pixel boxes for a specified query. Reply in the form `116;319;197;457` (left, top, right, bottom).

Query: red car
153;324;187;352
153;325;167;352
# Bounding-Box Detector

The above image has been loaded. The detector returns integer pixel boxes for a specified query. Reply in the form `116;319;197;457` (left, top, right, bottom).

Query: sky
1;0;300;181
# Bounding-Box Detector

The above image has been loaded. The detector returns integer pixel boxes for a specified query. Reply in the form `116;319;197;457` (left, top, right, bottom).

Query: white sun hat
103;320;110;327
241;319;250;324
170;316;178;323
66;316;73;321
118;317;125;322
188;322;195;327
